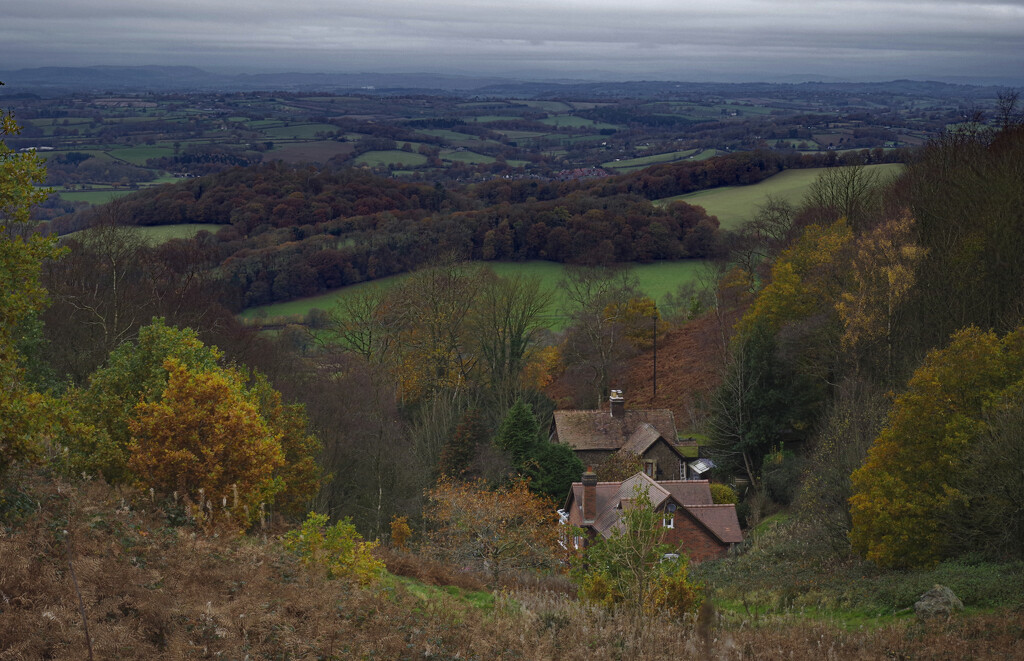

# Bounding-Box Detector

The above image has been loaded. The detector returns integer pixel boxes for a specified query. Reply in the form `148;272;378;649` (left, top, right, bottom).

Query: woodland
2;84;1024;658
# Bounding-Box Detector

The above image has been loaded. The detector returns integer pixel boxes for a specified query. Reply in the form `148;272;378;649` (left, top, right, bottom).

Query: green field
352;150;428;168
262;123;340;140
603;149;699;170
54;189;135;204
517;100;574;113
415;129;485;143
270;140;355;163
467;116;521;123
441;150;496;164
107;145;176;165
538;116;619;130
658;163;904;229
61;223;227;242
133;224;228;242
240;260;710;329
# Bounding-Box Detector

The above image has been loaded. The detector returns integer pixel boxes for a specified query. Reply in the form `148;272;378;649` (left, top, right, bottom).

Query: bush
282;512;384;585
709;483;738;505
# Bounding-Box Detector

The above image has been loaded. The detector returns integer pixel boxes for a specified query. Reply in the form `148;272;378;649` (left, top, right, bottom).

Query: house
551;390;708;480
559;470;742;561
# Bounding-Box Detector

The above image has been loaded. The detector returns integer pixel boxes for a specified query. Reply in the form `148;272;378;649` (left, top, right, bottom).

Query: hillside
4;471;1023;659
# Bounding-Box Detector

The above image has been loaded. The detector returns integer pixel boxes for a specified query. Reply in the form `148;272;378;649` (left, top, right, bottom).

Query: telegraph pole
652;310;658;400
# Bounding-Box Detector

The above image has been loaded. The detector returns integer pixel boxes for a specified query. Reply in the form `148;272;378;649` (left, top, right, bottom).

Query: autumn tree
709;221;852;484
836;212;925;382
602;295;667;351
67;318;223;483
560;265;641;407
801;165;888;231
849;326;1024;567
129;359;286;524
423;477;560;584
377;262;480;402
0;107;63;474
468;271;553;408
64;318;321;517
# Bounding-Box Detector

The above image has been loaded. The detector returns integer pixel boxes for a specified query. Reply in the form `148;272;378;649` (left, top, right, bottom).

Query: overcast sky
4;0;1023;83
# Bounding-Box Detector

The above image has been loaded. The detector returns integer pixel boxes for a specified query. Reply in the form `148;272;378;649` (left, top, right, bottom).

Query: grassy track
659;163;904;230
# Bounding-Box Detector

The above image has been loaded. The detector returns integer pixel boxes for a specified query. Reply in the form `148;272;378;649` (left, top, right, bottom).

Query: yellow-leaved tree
0;105;63;474
128;359;286;525
849;326;1024;567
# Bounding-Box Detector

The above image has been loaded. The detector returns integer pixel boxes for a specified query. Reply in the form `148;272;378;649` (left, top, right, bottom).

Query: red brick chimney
582;468;598;523
609;389;625;418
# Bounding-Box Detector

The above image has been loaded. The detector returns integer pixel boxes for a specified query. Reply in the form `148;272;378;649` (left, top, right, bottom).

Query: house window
644;459;656;478
664;503;676;529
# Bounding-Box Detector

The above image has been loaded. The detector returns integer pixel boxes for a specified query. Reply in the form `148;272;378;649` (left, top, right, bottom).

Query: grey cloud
2;0;1022;81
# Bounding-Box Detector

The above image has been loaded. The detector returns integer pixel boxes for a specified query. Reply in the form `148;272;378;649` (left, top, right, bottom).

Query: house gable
561;472;742;561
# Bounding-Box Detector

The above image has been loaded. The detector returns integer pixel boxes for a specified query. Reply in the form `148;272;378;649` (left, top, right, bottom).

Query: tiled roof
564;473;740;545
659;480;714;506
619;423;663;456
553;409;679;450
686;505;744;543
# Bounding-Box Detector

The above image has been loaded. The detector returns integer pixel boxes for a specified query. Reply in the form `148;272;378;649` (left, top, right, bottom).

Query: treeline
44;159;728;308
705;112;1024;567
43;148;906;311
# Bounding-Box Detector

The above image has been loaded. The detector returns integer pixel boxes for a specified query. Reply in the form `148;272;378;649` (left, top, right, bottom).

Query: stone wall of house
575;449;614;469
663;510;728;561
642;440;684;481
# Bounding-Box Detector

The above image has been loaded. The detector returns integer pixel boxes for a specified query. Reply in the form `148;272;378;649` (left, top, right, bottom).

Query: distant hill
0;65;1008;99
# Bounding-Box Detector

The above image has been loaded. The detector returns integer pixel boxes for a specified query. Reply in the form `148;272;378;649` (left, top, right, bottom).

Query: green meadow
61;223;228;242
53;189;135;204
659;163;904;229
440;150;496;164
240;260;711;329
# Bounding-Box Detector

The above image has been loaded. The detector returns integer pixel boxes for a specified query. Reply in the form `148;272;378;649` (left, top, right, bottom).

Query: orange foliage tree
128;359;285;525
423;477;560;584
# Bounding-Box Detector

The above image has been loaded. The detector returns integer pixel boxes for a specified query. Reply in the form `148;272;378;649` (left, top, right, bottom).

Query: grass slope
658;163;903;230
3;470;1022;659
240;260;711;328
